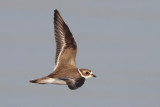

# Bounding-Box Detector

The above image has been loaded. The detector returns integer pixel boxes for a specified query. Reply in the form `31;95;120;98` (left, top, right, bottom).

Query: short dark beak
91;74;96;77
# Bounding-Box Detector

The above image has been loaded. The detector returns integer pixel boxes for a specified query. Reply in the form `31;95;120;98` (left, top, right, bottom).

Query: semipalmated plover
30;9;96;90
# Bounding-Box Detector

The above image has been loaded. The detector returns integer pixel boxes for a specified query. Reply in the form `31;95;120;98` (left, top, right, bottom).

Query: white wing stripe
54;45;65;70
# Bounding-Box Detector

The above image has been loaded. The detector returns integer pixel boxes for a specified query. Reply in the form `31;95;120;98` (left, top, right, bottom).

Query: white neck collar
78;69;85;78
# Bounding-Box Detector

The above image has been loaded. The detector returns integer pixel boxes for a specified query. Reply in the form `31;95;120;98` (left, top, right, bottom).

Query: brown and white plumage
30;9;96;90
54;9;77;70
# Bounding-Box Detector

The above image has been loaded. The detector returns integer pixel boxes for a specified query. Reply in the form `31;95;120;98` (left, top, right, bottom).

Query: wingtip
54;9;60;18
54;9;59;13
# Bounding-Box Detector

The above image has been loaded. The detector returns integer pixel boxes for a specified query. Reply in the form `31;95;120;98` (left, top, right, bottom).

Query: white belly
46;78;66;85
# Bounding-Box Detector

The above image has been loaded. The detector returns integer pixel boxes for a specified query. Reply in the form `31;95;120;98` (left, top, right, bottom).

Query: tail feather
30;79;38;83
30;76;50;84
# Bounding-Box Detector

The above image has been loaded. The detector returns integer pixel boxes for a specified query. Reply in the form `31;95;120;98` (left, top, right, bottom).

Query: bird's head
79;69;96;79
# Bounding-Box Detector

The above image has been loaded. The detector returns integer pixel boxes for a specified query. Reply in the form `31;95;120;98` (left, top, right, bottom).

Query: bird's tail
30;76;51;84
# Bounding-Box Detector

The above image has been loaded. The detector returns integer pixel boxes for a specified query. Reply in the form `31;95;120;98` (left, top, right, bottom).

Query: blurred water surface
0;0;160;107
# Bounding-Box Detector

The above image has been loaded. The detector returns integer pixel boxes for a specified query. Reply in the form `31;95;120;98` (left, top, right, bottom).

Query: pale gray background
0;0;160;107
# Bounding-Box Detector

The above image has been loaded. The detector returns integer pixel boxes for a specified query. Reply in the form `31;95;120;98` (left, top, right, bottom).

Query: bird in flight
30;9;96;90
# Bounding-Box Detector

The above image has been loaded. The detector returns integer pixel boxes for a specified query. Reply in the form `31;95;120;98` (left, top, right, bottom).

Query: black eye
86;72;89;74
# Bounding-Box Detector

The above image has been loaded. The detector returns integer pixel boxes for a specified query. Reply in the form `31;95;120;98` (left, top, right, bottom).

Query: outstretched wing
54;9;77;70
